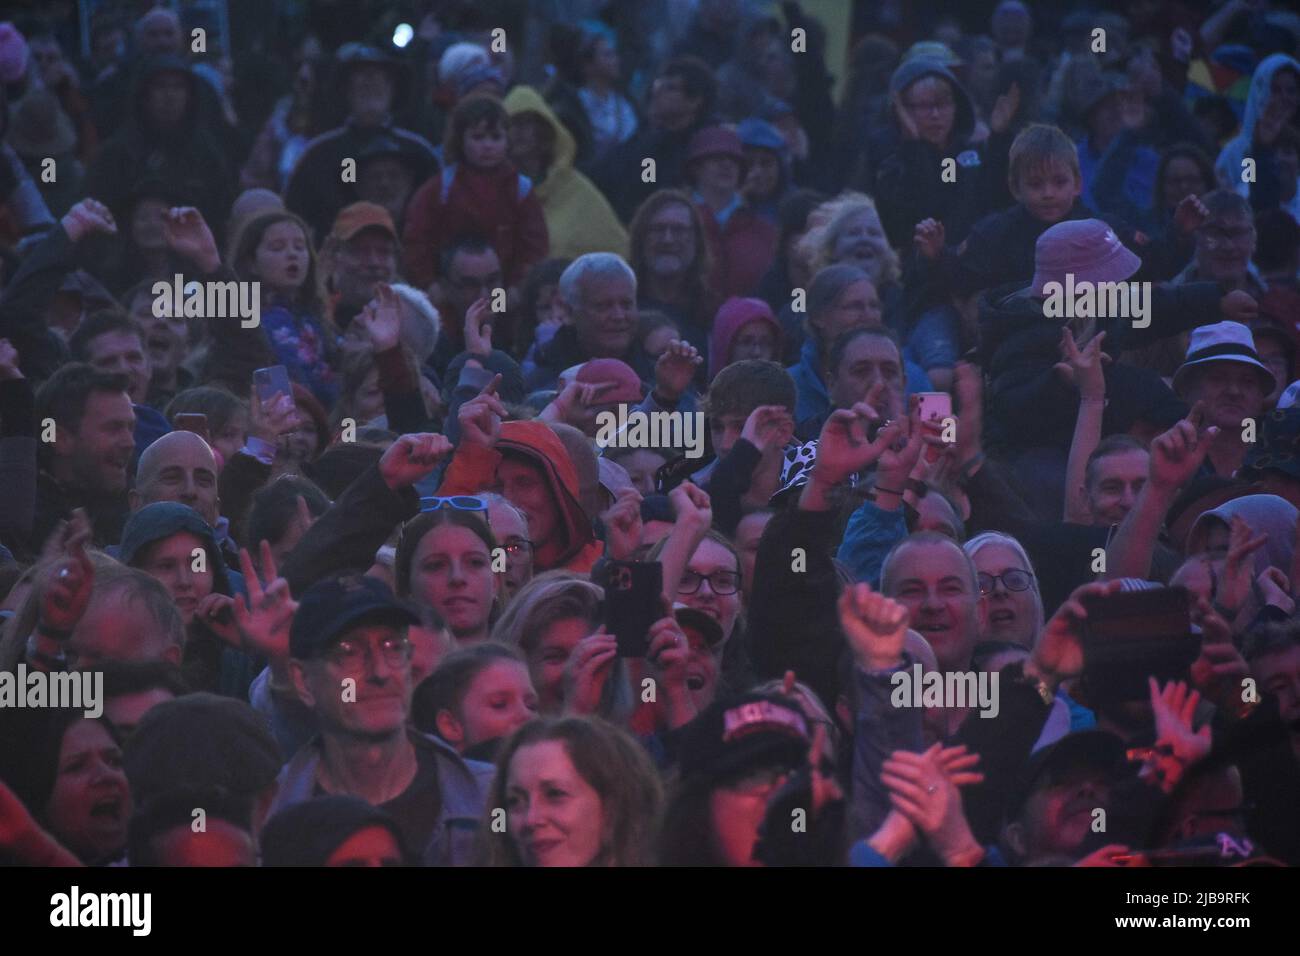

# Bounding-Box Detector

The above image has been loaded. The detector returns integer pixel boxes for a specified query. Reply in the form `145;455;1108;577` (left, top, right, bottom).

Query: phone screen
253;365;292;404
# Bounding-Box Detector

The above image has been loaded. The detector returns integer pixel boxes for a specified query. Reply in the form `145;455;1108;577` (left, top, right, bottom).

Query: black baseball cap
1004;729;1127;823
290;575;420;660
676;692;811;785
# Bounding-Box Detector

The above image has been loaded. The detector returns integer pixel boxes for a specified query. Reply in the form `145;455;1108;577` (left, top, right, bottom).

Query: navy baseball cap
290;575;420;660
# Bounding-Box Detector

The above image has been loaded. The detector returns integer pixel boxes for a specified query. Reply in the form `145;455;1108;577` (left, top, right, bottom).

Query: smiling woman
483;716;663;867
395;508;501;644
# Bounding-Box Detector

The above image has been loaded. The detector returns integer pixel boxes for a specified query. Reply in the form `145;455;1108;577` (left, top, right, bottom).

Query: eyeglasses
978;570;1036;594
678;569;741;595
323;634;412;673
502;537;533;557
420;495;489;515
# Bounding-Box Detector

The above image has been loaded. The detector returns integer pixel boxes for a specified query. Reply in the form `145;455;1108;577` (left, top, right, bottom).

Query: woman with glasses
963;532;1044;650
647;522;752;710
395;504;501;645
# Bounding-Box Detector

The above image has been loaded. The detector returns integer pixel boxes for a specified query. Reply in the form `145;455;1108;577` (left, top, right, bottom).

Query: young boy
403;93;549;290
672;359;796;534
915;124;1089;298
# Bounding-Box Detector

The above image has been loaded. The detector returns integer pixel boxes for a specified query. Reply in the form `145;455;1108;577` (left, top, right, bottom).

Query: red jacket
403;161;549;289
437;422;603;574
697;199;778;300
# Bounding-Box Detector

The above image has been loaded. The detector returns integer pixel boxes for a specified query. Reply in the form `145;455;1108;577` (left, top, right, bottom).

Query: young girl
413;642;539;761
233;210;339;409
403;94;549;289
395;507;502;645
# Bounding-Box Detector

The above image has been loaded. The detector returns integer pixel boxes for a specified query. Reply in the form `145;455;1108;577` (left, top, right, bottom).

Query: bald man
131;430;221;527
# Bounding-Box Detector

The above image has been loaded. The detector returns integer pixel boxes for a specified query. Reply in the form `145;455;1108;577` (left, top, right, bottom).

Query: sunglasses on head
419;495;489;515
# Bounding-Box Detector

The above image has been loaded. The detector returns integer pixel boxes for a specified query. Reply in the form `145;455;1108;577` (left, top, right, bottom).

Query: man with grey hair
527;253;651;390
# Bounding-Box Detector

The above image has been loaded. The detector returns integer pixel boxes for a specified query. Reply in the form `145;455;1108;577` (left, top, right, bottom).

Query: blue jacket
788;337;932;425
269;729;494;866
837;498;908;586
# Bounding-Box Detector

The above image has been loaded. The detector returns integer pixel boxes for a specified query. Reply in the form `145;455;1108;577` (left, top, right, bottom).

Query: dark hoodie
119;501;254;697
977;279;1225;456
873;59;1012;250
83;55;235;244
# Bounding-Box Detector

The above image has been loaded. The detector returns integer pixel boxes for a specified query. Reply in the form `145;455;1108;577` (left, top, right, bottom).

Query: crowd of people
0;0;1298;868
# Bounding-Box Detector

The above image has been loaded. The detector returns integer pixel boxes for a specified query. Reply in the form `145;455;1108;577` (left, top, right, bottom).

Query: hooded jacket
83;55;234;242
1215;54;1300;201
708;297;785;381
873;58;1011;249
1187;494;1297;572
437;421;603;573
502;87;628;261
118;501;255;696
977;278;1224;454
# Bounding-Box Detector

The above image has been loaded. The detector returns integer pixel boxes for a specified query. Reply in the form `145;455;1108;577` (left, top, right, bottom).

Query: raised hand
464;296;494;358
379;432;454;490
563;629;618;715
1030;579;1125;686
357;283;403;352
1215;514;1267;620
38;510;94;635
989;82;1021;134
1145;678;1212;791
1190;595;1251;719
645;614;693;723
1148;403;1217;493
601;487;644;561
668;481;712;533
653;340;702;403
812;402;899;488
1054;328;1109;401
741;404;795;455
541;378;617;427
457;375;507;448
838;582;908;671
163;207;219;273
1173;193;1209;235
60;198;117;244
224;541;298;662
1219;289;1257;325
913;218;946;260
248;389;297;448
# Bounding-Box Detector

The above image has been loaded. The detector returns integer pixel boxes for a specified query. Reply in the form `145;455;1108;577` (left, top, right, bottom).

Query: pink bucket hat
1030;219;1141;296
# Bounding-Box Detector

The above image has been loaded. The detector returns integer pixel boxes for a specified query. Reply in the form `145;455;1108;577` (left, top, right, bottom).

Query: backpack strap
439;163;458;205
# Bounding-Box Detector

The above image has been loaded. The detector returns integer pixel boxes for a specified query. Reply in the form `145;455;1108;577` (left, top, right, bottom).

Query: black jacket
977;279;1224;455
